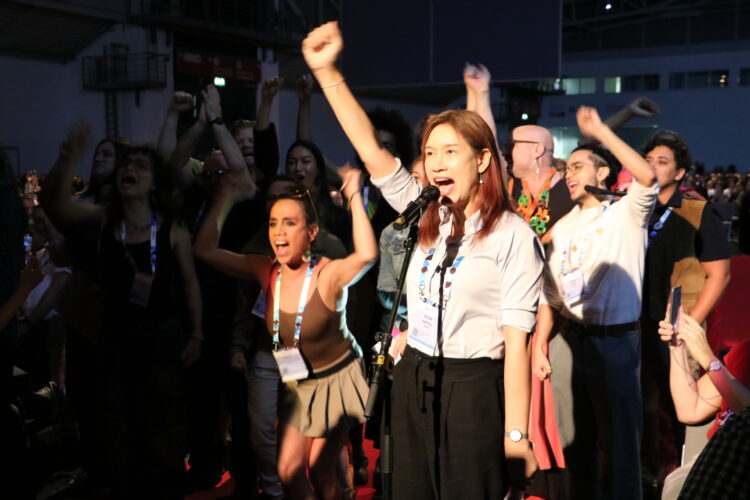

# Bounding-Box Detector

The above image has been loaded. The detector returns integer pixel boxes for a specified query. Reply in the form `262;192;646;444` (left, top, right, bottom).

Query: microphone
584;185;626;197
392;185;440;230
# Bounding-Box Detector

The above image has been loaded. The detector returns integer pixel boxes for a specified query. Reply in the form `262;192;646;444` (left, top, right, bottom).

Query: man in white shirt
534;106;658;500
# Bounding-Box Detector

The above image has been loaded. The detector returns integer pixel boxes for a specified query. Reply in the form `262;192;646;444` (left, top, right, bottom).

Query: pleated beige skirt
282;349;369;438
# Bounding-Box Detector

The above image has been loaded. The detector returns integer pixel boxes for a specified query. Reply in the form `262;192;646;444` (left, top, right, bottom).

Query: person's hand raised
296;74;314;101
171;91;194;113
302;21;343;74
464;63;491;94
628;97;661;118
60;122;92;161
261;76;284;101
338;163;364;202
576;106;606;139
202;84;222;121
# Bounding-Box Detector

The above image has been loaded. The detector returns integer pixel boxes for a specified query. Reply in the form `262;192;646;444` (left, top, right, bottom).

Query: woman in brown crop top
195;165;377;499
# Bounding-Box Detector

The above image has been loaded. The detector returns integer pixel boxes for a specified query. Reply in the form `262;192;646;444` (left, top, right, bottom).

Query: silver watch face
509;429;522;442
709;359;722;372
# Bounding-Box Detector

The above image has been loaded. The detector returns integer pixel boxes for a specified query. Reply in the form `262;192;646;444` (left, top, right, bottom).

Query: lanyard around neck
272;260;315;350
120;217;158;275
648;208;672;246
417;247;465;307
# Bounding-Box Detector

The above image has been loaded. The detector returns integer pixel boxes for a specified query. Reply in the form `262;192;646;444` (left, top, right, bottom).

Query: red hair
417;110;512;247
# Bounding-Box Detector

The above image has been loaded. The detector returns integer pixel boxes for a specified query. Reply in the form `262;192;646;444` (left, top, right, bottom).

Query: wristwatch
707;359;722;372
209;116;224;126
505;429;529;442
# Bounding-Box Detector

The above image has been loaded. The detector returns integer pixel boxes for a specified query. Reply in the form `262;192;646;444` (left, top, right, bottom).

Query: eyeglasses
562;163;585;177
563;161;608;177
510;139;539;148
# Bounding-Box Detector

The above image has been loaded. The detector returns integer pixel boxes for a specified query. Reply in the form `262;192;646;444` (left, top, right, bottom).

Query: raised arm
464;63;497;143
165;98;207;188
296;74;313;141
157;91;194;160
464;63;508;185
302;21;397;179
256;76;282;132
193;172;268;281
321;165;377;294
576;106;656;188
578;97;661;147
40;124;106;234
659;313;750;423
203;85;249;175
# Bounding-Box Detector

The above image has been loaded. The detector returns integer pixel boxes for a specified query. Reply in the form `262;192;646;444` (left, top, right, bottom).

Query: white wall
539;46;750;169
0;24;173;178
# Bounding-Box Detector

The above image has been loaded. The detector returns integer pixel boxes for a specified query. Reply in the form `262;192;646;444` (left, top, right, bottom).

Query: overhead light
213;76;226;87
521;113;529;121
605;2;613;10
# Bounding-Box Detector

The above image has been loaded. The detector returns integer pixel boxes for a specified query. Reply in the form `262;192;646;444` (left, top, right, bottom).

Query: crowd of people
1;19;749;500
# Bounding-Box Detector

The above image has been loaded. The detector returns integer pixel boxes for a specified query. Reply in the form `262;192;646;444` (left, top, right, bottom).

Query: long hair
417;110;512;247
285;140;337;229
80;137;131;203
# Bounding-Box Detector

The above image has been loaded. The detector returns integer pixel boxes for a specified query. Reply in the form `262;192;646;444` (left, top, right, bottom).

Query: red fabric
706;338;750;440
615;169;633;191
529;333;566;469
706;256;750;355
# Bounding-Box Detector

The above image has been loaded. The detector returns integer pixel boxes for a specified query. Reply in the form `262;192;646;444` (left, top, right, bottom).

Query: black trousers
391;346;507;499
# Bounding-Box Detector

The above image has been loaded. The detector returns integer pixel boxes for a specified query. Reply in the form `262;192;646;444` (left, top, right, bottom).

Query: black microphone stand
365;220;419;500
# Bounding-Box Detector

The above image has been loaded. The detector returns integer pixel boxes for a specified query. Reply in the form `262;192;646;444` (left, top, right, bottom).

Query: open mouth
274;241;290;257
121;172;137;186
433;177;455;196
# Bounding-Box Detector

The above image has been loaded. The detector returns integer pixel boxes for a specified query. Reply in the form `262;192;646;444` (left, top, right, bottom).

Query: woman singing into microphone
303;21;543;498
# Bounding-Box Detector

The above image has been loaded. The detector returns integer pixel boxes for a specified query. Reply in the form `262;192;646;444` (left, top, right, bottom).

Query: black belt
566;320;639;337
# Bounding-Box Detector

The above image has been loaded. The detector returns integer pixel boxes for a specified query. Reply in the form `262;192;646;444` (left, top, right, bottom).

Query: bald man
508;125;575;241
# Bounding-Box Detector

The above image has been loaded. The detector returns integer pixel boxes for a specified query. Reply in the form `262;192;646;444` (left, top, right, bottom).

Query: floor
186;437;379;500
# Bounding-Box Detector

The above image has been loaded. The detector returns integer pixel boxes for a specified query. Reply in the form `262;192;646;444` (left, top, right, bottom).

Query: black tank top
99;218;179;322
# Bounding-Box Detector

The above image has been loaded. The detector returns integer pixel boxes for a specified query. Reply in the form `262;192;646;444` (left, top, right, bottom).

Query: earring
534;159;540;175
302;248;312;263
479;172;484;184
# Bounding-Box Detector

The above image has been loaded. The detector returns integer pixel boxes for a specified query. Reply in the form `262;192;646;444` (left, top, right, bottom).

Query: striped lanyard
648;208;672;246
560;205;607;275
120;217;158;275
272;260;315;350
417;247;465;308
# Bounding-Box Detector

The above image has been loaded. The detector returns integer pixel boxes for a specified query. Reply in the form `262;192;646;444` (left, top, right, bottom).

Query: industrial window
562;77;596;95
604;74;659;93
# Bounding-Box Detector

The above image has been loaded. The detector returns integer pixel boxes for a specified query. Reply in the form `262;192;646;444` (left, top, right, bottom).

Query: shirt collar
662;188;683;209
437;206;484;240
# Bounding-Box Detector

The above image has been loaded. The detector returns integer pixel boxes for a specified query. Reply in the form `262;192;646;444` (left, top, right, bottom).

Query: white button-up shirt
542;180;658;325
372;162;544;360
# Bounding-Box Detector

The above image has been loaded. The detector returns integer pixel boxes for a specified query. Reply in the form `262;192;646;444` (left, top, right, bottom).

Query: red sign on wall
176;50;261;83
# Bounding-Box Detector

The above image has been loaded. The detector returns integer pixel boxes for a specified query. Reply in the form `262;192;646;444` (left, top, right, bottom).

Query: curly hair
109;145;177;222
642;129;693;177
367;107;415;167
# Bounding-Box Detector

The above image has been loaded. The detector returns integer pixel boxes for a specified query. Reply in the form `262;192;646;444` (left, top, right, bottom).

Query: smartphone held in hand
668;286;682;346
23;234;33;265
